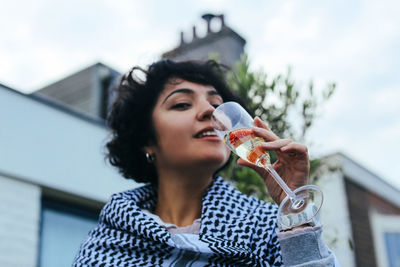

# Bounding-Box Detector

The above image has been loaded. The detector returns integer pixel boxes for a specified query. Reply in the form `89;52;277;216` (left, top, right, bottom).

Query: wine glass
211;101;323;230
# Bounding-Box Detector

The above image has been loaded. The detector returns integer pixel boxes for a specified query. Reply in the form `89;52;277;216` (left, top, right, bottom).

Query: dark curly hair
106;59;246;185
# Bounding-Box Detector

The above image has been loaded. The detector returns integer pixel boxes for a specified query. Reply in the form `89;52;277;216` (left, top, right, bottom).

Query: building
0;83;136;266
162;13;246;68
318;153;400;266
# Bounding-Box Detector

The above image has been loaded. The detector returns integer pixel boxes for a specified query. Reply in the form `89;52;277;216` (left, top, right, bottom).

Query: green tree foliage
220;55;336;202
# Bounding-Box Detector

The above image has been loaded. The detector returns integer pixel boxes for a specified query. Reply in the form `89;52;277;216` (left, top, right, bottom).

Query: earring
145;153;155;163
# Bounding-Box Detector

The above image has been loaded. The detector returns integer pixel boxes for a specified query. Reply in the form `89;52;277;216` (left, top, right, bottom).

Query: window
371;211;400;267
384;232;400;267
38;200;99;267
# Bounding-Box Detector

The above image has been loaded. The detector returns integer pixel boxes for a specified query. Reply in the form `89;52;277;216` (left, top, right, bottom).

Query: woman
73;60;338;266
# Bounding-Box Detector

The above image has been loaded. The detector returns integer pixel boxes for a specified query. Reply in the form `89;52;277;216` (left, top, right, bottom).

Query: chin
183;148;230;170
200;153;229;168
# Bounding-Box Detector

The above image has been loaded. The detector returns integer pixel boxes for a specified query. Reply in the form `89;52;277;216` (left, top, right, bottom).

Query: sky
1;0;399;189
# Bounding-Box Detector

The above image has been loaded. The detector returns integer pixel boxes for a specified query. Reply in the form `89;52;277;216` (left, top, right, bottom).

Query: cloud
0;0;174;92
251;0;400;85
368;87;400;116
262;1;321;44
245;0;400;190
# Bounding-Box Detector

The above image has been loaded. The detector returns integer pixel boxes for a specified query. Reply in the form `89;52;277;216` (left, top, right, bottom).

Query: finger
254;117;271;131
237;157;253;167
237;158;274;186
280;142;308;154
258;139;293;151
237;158;267;174
252;127;279;142
279;142;309;160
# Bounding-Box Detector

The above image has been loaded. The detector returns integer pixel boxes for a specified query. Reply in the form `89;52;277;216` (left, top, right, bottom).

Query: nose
197;101;215;121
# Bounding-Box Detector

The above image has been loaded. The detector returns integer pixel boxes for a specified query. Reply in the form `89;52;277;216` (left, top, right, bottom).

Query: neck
155;168;213;227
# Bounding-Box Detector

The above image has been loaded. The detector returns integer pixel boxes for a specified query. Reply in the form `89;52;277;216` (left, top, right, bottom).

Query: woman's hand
237;117;309;205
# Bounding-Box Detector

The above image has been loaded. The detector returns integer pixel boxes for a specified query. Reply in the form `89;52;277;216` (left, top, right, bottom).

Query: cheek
153;119;190;151
223;145;231;161
212;143;231;163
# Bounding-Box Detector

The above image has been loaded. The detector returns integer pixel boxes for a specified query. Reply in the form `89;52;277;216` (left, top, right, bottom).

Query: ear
143;146;155;155
143;145;157;164
143;137;158;156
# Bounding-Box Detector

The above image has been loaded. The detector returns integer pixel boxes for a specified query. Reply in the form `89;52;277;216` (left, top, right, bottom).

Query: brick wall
0;175;41;267
345;179;377;267
345;178;400;267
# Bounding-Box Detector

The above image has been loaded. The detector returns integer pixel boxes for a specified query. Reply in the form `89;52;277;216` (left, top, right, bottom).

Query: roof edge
325;152;400;208
0;82;107;127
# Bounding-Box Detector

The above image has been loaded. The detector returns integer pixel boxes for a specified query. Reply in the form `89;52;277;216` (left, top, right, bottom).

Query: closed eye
171;103;191;110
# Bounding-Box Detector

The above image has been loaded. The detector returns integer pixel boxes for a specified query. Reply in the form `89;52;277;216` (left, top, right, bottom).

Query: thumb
237;157;252;167
237;158;265;173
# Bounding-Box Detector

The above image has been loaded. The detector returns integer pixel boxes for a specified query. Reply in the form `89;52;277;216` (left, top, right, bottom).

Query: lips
194;127;218;138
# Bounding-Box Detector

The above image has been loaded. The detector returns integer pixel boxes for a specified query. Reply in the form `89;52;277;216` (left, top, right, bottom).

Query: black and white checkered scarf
73;176;282;266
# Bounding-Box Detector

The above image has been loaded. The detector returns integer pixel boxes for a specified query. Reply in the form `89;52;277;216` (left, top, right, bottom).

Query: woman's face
148;78;230;174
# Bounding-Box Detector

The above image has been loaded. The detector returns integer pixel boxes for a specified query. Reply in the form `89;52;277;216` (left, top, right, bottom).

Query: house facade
0;84;137;266
319;153;400;266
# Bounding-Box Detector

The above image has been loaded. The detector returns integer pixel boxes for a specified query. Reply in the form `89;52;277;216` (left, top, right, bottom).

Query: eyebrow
162;88;221;104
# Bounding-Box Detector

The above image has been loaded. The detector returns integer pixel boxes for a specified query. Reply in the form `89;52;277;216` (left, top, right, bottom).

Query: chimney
218;14;225;29
180;31;185;45
192;25;197;40
201;13;215;34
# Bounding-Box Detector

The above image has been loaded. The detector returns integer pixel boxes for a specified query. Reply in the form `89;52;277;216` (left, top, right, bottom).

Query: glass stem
265;165;300;201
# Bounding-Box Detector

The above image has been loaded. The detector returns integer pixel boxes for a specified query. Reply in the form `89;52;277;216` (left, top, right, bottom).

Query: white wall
0;86;137;203
317;157;356;267
0;175;41;267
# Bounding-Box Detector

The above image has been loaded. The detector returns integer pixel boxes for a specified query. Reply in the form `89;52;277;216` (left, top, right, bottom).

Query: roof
327;152;400;208
162;26;246;59
0;81;106;127
36;62;120;91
